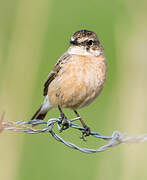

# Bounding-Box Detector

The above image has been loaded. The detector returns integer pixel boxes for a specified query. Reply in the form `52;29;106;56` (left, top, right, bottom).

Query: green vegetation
0;0;147;180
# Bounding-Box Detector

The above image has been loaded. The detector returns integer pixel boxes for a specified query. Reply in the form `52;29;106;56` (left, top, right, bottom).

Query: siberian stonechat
31;30;106;139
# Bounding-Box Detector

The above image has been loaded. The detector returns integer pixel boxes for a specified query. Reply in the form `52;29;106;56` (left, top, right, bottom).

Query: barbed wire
1;113;147;153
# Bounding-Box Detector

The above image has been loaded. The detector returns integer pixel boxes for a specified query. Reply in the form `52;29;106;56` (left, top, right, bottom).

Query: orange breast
48;55;106;109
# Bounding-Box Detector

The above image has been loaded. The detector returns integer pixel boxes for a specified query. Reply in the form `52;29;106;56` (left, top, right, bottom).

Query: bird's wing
43;53;71;96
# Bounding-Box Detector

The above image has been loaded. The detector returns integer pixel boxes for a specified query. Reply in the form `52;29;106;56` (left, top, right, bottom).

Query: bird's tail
31;95;52;120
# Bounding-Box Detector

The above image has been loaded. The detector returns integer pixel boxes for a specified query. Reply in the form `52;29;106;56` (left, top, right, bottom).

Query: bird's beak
70;40;78;45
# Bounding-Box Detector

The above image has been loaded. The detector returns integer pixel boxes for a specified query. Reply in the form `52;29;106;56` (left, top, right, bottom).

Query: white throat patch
68;46;101;57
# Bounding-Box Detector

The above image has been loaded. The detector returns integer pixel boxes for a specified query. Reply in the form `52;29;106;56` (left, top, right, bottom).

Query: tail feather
31;95;52;120
31;105;47;120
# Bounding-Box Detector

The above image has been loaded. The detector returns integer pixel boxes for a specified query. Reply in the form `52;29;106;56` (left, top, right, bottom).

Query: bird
31;30;106;140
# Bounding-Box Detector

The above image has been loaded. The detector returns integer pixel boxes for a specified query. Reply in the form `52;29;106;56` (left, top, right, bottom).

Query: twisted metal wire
1;114;147;154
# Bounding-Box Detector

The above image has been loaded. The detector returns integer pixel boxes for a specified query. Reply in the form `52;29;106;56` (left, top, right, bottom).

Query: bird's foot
81;126;91;141
59;116;69;132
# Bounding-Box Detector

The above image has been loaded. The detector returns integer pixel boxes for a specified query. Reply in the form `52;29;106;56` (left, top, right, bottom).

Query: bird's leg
74;110;91;141
58;106;69;131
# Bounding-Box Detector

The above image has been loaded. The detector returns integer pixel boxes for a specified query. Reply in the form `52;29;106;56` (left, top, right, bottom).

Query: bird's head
68;30;104;57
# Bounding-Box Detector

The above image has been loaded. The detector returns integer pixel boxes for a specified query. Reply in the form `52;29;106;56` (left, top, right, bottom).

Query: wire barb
1;114;147;154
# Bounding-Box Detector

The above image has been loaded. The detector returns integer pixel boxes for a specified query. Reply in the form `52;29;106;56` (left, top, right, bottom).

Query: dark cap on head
71;30;98;41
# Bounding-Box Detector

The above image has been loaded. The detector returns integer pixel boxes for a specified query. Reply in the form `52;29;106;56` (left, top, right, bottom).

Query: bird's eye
87;40;94;46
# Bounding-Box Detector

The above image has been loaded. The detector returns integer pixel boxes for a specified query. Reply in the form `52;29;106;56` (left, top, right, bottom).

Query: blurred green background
0;0;147;180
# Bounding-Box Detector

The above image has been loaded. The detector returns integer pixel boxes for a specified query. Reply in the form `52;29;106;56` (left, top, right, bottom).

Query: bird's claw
81;126;91;141
59;117;69;132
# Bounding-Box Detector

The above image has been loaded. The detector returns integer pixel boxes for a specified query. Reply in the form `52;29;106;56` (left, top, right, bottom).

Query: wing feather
43;53;71;96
